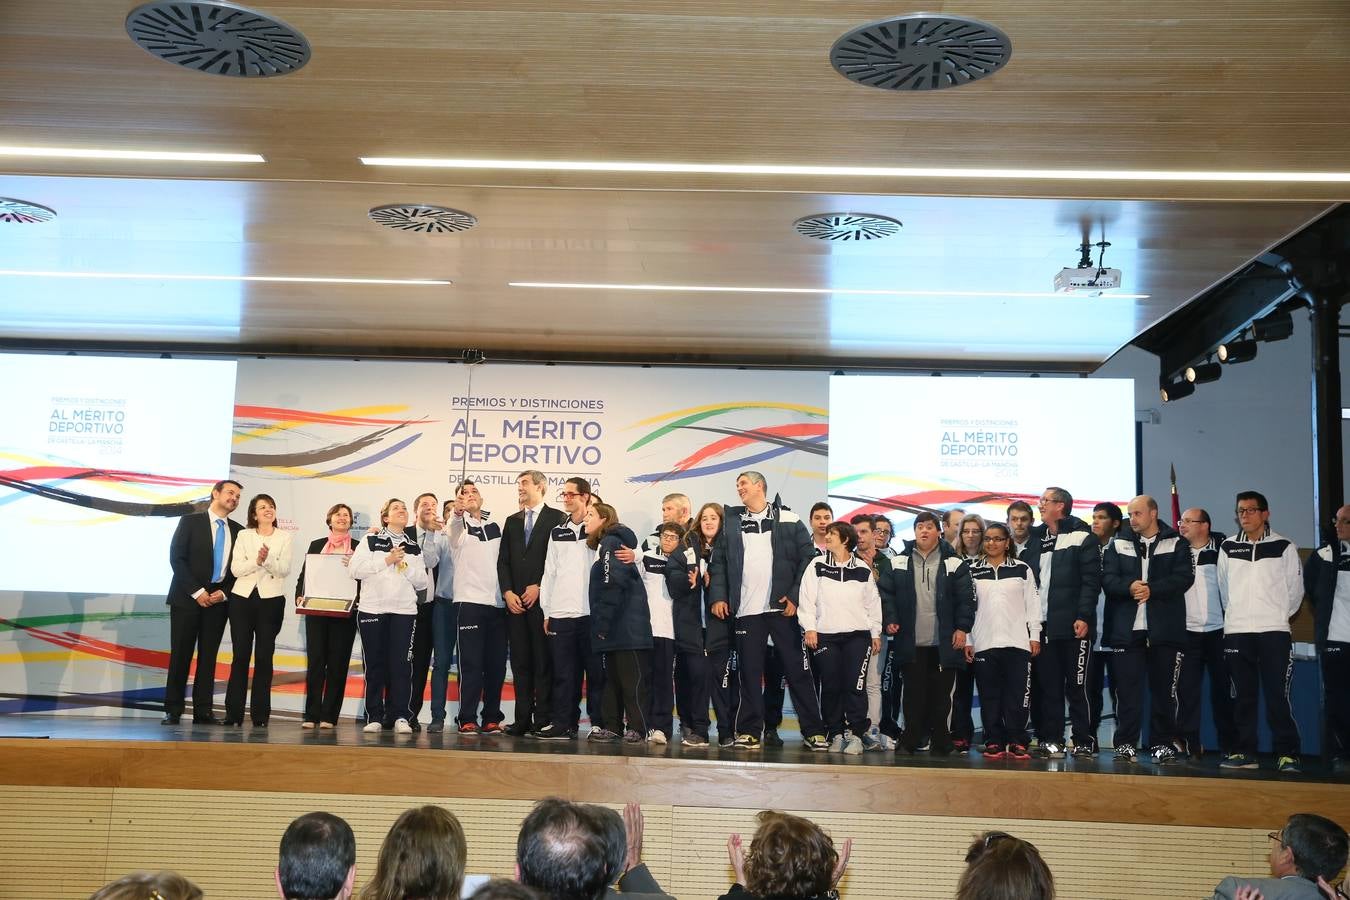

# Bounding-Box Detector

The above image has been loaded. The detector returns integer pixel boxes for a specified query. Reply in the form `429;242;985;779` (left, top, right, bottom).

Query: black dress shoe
504;722;531;736
220;718;243;727
161;713;181;725
409;720;422;733
763;730;784;748
195;715;225;725
252;721;268;728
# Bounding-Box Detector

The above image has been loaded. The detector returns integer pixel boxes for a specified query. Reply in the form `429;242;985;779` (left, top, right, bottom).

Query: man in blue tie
164;479;244;725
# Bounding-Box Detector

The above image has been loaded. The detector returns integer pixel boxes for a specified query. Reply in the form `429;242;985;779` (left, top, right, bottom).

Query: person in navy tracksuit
1303;502;1350;771
667;504;732;747
586;503;653;743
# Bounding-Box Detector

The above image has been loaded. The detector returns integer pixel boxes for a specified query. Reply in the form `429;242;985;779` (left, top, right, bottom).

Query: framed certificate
296;553;357;617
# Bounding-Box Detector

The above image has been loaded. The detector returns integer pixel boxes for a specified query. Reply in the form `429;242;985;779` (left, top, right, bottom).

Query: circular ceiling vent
368;205;479;234
794;213;902;242
830;14;1012;91
125;1;311;77
0;198;56;224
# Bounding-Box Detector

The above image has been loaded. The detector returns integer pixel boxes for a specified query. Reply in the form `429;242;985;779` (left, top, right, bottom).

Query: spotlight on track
1184;361;1222;384
1218;337;1258;364
1160;378;1195;403
1253;310;1294;342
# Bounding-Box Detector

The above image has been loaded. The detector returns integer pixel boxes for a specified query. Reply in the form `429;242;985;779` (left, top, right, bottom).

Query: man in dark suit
1210;813;1347;900
497;469;565;735
163;479;243;725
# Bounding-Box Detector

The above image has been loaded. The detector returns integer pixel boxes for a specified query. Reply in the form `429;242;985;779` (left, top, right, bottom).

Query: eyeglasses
558;491;583;499
1236;507;1264;515
1267;831;1287;848
983;535;1009;542
1178;517;1206;525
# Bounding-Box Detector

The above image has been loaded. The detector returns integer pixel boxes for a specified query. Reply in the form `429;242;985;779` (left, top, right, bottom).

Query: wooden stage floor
1;713;1345;829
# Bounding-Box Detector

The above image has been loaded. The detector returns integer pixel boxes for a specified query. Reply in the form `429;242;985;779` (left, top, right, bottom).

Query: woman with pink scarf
295;502;359;729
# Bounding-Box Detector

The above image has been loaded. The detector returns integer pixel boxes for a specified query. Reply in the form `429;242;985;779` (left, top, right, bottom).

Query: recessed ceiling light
0;199;56;224
0;146;264;163
360;157;1350;184
0;270;448;285
509;282;1148;300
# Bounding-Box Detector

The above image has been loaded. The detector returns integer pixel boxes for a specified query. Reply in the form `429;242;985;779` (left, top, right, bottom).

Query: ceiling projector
1054;266;1122;294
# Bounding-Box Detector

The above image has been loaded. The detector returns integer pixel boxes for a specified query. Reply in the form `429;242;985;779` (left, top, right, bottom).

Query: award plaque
296;553;357;617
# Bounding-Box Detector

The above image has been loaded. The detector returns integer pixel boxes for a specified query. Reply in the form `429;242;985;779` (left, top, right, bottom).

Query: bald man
1101;495;1195;765
1304;503;1350;772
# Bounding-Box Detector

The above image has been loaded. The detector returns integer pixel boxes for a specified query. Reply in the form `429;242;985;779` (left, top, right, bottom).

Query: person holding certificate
296;502;360;729
350;498;430;734
226;493;293;727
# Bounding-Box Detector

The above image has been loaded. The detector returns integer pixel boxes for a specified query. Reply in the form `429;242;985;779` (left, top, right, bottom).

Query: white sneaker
879;732;897;751
362;721;383;733
842;732;864;756
828;733;846;752
393;718;413;734
647;729;668;745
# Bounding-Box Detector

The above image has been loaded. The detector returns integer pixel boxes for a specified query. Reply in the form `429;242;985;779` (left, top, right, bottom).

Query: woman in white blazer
227;493;293;727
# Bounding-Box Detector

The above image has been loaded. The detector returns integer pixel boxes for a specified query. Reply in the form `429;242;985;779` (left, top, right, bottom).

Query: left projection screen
0;354;238;594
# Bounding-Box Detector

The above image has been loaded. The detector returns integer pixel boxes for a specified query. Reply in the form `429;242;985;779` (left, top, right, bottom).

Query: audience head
743;811;838;900
278;812;356;900
584;502;619;549
247;493;278;530
471;880;544;900
1270;813;1348;882
810;502;835;538
326;503;354;533
958;831;1055;900
736;471;769;509
359;805;467;900
516;798;624;900
660;492;692;524
90;872;202;900
913;511;941;552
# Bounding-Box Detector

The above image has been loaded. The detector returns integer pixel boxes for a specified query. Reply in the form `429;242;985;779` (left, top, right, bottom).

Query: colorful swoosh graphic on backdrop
829;473;1113;519
231;404;433;480
0;463;211;516
625;402;828;485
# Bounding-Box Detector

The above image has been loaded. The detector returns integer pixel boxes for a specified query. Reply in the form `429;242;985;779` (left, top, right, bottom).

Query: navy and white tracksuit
1178;533;1237;755
641;546;678;739
1217;528;1303;757
448;511;507;727
540;519;604;732
350;529;430;726
797;555;882;739
1304;539;1350;758
967;558;1040;747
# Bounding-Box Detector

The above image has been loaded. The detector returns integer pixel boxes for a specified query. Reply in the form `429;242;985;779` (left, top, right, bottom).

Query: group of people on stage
162;471;1350;773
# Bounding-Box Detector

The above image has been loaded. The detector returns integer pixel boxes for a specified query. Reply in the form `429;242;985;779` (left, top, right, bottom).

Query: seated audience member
472;881;544;900
89;872;202;900
721;811;851;900
359;805;467;900
277;811;357;900
516;798;671;900
1210;814;1348;900
958;831;1055;900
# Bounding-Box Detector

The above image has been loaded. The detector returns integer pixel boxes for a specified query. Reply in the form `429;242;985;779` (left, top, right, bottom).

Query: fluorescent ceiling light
361;157;1350;184
0;270;448;285
510;281;1149;300
0;146;264;163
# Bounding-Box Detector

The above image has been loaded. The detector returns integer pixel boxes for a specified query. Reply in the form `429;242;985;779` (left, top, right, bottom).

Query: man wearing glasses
1176;507;1238;761
1304;503;1350;773
1217;490;1305;772
1210;814;1347;900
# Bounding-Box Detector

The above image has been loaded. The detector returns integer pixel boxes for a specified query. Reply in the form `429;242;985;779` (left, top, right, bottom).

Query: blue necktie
524;509;535;544
212;518;225;582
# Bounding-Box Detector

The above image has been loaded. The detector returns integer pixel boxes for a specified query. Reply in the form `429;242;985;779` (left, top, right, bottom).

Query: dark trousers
763;644;786;731
546;615;604;731
900;646;959;752
646;637;676;738
224;590;284;724
602;649;652;735
407;601;435;721
1087;649;1110;741
973;647;1031;746
1323;641;1350;758
711;647;739;737
358;611;417;725
1226;631;1301;757
165;599;228;718
303;612;357;724
1113;632;1185;748
815;631;871;738
1109;633;1148;747
735;613;824;738
951;668;975;745
429;596;459;723
1178;628;1237;755
879;641;903;738
678;648;714;738
1036;635;1093;748
456;603;508;726
507;603;552;729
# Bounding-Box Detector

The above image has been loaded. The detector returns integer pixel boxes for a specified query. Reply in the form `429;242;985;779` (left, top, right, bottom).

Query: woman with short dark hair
957;831;1055;900
89;871;202;900
296;502;360;729
227;492;293;727
721;811;849;900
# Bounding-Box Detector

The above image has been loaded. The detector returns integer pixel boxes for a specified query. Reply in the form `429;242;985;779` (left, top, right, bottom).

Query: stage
0;714;1346;900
